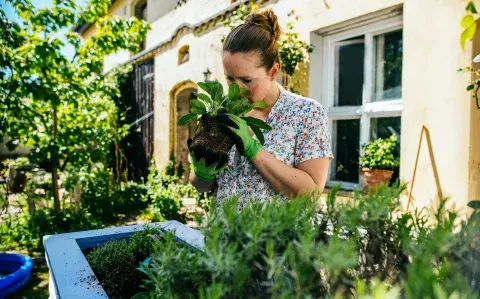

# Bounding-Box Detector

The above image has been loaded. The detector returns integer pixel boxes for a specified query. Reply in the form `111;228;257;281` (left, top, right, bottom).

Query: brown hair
223;8;282;71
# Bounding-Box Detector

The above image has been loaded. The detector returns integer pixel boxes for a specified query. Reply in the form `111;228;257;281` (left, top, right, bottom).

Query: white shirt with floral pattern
214;83;333;208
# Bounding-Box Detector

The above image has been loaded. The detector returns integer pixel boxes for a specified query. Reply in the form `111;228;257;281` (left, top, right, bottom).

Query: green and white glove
187;139;227;181
216;113;261;162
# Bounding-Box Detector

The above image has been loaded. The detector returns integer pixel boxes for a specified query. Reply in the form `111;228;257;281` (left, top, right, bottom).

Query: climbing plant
459;1;480;109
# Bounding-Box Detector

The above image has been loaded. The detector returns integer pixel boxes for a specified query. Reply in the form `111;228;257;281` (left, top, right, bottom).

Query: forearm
251;149;323;198
189;172;216;193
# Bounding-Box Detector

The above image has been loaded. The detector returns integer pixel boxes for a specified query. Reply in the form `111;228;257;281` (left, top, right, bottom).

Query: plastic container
0;253;33;297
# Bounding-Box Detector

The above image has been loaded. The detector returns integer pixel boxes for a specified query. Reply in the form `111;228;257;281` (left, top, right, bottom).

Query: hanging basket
7;167;27;194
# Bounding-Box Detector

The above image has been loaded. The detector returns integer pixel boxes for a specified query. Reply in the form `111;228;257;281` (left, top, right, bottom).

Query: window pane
370;117;401;157
374;30;403;101
332;119;360;183
335;39;364;106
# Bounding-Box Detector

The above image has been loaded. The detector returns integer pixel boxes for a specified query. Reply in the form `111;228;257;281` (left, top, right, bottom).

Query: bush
360;135;400;170
115;181;150;214
0;207;102;251
139;184;480;298
143;162;200;223
78;166;150;222
86;226;160;299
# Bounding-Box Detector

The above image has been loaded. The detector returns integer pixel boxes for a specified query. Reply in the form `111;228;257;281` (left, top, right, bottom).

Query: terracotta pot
360;168;394;193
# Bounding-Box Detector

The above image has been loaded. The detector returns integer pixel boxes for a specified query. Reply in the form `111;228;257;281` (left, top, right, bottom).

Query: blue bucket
0;253;34;297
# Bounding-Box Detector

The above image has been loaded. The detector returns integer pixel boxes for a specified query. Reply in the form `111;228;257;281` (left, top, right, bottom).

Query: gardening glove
216;113;261;162
187;139;228;181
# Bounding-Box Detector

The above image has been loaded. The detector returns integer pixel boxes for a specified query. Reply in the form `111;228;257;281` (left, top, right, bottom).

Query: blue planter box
43;221;204;299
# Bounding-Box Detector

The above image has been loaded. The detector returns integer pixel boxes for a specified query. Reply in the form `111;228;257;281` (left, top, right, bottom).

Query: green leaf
209;82;220;100
191;99;206;110
467;84;475;91
467;200;480;209
461;22;477;49
228;82;240;100
461;15;475;28
226;97;248;114
197;82;210;93
214;83;223;102
251;126;265;145
235;104;253;116
242;117;272;130
252;101;269;110
197;93;212;105
467;2;478;14
178;113;198;126
239;88;250;96
191;106;206;114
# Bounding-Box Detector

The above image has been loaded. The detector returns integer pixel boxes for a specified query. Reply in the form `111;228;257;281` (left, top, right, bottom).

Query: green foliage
279;10;314;77
178;81;272;145
2;157;30;169
78;165;150;222
461;2;478;49
86;226;160;299
61;163;151;223
459;2;480;110
0;0;150;209
142;162;197;223
359;135;400;171
139;184;479;298
0;207;101;251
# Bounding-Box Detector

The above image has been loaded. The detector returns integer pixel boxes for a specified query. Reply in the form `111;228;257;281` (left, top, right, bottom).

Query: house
75;0;480;210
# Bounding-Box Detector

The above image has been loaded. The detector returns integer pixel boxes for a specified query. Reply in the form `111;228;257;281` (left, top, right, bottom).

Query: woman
189;8;333;208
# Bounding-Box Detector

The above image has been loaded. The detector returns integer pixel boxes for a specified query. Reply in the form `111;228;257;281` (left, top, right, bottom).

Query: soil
190;115;235;157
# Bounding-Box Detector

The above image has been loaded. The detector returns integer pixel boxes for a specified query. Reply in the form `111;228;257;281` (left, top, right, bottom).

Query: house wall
400;0;473;211
79;0;478;209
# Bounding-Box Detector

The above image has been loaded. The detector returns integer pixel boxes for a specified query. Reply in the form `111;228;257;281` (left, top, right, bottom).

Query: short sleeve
294;100;333;166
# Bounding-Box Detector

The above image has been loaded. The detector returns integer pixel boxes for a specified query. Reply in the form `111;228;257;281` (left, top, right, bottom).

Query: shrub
86;226;160;299
0;207;102;251
139;184;480;298
78;165;150;222
143;162;200;223
360;135;400;170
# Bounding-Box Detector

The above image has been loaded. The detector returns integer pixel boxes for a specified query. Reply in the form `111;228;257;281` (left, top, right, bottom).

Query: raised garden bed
43;221;204;299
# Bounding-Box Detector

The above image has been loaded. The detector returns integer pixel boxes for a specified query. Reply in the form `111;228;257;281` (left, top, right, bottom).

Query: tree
0;0;150;211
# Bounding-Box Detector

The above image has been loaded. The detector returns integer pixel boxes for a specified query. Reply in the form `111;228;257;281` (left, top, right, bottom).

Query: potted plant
359;134;400;192
177;81;272;166
3;157;30;194
43;221;203;298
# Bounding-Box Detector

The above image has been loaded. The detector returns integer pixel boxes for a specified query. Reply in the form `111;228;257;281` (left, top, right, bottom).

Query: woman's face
222;51;278;103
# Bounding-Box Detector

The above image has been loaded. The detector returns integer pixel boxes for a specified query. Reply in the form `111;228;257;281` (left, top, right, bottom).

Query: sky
1;0;87;60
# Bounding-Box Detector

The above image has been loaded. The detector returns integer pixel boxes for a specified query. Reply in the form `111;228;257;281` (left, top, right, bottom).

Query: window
321;16;403;189
134;0;147;51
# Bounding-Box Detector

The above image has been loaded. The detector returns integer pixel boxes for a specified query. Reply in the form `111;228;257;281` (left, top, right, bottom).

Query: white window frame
316;15;403;190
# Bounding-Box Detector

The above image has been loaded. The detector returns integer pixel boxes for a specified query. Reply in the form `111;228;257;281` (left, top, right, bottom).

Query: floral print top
214;83;333;208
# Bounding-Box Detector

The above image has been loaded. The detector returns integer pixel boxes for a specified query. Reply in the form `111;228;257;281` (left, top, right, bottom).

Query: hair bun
245;8;282;42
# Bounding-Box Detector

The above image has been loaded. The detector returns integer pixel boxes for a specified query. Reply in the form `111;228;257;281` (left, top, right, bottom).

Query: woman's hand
216;113;261;161
187;138;227;181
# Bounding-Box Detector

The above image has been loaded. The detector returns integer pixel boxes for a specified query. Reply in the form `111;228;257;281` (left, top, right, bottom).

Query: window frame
320;16;403;190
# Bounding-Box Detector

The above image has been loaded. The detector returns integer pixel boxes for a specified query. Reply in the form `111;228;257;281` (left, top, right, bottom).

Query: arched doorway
173;86;197;182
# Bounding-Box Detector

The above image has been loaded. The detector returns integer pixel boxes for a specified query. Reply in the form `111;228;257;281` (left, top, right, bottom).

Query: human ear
268;62;280;81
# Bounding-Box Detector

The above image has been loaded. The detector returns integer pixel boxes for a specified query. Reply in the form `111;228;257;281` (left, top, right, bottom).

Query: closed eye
225;75;252;84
